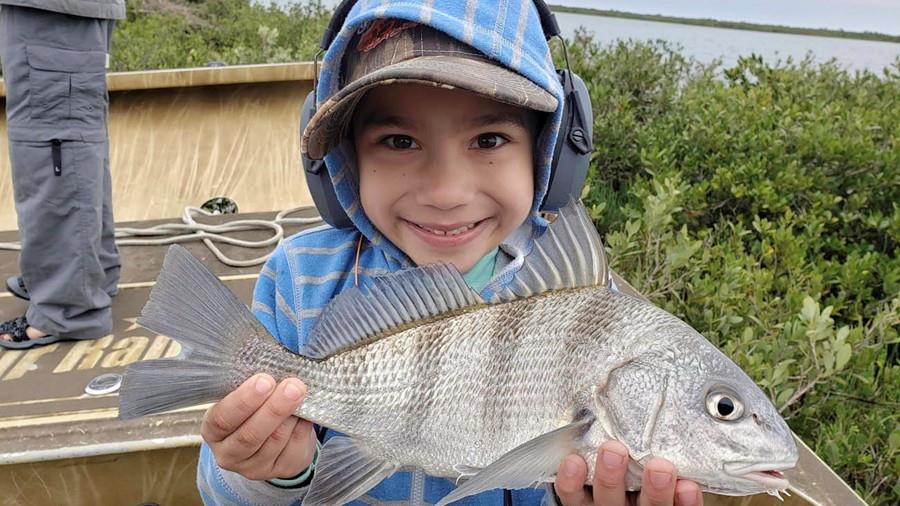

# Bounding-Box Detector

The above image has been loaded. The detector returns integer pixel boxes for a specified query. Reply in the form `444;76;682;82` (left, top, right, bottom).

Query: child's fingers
590;441;629;506
637;457;677;506
270;419;317;479
554;454;591;506
227;378;306;453
212;378;306;467
233;414;301;480
201;373;275;444
674;480;703;506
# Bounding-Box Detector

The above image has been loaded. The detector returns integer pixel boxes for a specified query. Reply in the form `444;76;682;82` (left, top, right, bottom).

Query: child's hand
201;373;317;481
554;441;703;506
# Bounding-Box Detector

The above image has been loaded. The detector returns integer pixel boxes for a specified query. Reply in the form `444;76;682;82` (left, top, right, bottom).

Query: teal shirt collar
463;248;499;293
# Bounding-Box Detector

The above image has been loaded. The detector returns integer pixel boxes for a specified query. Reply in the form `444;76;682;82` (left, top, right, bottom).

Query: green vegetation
106;2;900;504
551;5;900;44
565;32;898;504
111;0;330;71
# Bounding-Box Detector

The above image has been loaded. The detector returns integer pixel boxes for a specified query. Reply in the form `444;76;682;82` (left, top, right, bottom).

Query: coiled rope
0;205;323;267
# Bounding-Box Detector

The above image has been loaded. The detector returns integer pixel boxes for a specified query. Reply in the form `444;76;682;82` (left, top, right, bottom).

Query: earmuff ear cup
300;91;354;229
540;69;593;213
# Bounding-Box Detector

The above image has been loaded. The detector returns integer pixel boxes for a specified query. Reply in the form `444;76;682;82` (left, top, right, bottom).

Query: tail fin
118;245;272;419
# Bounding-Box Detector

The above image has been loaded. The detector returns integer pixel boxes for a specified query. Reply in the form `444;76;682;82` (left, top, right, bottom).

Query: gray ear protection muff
300;0;593;228
300;91;351;228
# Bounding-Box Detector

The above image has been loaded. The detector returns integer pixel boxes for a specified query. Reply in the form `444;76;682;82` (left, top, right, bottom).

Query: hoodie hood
317;0;565;263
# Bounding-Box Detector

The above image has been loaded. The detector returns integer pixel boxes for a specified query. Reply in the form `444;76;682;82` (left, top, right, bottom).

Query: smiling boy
353;84;536;275
196;2;703;505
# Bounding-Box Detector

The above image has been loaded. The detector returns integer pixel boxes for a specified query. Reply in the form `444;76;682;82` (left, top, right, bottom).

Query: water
288;1;900;74
554;12;900;74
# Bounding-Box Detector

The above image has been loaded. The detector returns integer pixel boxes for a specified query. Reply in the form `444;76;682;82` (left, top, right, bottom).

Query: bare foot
0;325;49;342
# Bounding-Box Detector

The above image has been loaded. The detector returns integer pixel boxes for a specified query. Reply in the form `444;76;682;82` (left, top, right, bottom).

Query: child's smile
353;84;537;273
405;217;485;248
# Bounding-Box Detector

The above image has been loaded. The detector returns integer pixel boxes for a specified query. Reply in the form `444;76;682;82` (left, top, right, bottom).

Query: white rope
0;206;323;267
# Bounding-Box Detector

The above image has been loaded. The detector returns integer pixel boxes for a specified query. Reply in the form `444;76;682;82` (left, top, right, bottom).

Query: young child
197;2;703;505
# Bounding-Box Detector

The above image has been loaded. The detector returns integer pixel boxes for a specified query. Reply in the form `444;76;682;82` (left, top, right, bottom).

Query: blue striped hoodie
197;1;566;504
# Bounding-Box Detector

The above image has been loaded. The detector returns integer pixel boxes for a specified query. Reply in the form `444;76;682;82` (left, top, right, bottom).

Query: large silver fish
118;200;798;505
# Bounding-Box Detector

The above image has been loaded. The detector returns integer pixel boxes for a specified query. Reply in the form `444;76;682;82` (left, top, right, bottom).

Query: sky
556;0;900;36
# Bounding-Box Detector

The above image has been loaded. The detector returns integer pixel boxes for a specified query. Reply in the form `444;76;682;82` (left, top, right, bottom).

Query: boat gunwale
0;61;317;97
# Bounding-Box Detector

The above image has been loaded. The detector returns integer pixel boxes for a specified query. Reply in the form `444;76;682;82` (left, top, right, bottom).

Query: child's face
353;84;535;273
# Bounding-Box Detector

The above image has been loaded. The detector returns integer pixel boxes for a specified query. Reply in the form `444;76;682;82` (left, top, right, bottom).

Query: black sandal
0;316;60;349
5;276;29;300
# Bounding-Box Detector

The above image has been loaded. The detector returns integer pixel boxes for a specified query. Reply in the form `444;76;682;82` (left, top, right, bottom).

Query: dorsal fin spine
438;268;460;305
351;301;369;336
390;282;410;320
557;230;578;282
494;199;608;302
422;274;440;310
544;239;567;286
447;274;467;305
302;264;485;359
358;305;374;335
415;277;437;314
364;289;391;329
527;261;548;293
358;298;378;335
562;207;590;283
372;283;402;323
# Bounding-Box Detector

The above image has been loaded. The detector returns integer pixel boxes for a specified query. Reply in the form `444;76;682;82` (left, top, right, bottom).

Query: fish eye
706;390;744;421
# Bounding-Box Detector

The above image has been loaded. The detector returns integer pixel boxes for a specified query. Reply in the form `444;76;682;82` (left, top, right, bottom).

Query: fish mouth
723;461;793;491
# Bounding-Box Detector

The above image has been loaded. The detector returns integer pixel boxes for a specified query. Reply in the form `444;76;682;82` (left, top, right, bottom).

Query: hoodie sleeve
195;243;308;505
251;241;301;349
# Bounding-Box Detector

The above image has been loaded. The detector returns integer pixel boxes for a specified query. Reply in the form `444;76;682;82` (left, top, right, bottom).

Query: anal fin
436;412;595;506
303;436;399;506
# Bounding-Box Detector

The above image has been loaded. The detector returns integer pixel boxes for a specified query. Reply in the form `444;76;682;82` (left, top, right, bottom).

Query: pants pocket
71;70;107;125
25;44;107;124
9;140;82;209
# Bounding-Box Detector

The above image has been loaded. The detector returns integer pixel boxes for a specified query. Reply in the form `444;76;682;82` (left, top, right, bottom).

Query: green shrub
566;33;898;505
111;0;330;70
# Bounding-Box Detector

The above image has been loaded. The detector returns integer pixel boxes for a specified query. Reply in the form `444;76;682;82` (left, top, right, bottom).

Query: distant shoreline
550;5;900;44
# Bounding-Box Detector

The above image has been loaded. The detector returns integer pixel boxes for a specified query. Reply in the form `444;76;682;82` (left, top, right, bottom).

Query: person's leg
100;138;121;297
100;20;121;297
1;6;116;345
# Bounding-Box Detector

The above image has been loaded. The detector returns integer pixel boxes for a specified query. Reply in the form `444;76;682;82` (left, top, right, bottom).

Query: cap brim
302;55;558;160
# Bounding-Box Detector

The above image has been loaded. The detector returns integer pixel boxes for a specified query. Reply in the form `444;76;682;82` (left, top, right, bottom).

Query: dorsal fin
301;264;484;359
494;198;608;301
301;199;606;358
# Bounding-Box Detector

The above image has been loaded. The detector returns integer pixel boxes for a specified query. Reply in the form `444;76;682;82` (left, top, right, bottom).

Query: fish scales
247;287;642;477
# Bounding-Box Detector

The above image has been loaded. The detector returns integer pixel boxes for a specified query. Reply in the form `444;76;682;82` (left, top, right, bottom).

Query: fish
118;199;798;506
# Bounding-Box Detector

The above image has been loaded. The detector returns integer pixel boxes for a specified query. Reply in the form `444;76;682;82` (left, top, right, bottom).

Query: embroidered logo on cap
357;19;418;52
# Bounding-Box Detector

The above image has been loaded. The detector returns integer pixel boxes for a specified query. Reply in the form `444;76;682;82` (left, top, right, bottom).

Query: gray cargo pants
0;6;120;339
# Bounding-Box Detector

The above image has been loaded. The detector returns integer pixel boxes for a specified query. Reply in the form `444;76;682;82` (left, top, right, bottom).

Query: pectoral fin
436;413;595;506
303;436;399;506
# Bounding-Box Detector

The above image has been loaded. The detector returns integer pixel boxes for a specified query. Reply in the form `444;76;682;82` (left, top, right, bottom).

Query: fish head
662;344;798;495
596;322;798;496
